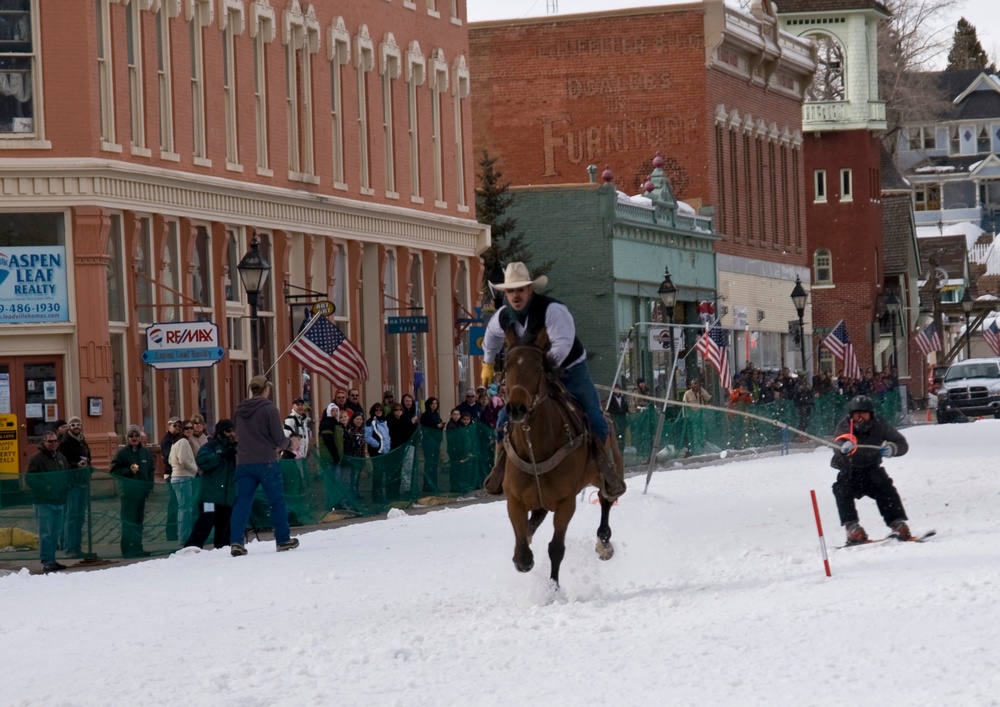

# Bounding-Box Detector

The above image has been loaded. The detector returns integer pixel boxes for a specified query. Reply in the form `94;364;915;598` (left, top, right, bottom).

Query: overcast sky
466;0;998;71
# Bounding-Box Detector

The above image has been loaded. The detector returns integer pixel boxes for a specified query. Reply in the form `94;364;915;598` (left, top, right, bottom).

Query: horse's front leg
548;495;577;586
527;509;548;544
595;496;614;560
506;495;534;573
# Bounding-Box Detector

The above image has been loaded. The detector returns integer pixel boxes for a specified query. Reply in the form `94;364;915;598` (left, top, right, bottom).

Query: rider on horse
480;262;627;500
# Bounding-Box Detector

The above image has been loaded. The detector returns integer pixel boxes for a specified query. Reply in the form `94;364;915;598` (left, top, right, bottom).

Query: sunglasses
127;433;141;438
184;426;194;430
44;439;58;444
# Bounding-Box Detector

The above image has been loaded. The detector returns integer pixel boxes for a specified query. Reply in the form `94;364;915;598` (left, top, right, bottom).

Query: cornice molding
0;160;488;256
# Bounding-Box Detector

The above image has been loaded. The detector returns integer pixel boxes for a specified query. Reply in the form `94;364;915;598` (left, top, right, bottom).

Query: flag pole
261;313;322;380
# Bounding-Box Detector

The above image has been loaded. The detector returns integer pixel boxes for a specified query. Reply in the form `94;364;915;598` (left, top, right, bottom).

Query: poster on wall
0;246;70;323
0;373;9;415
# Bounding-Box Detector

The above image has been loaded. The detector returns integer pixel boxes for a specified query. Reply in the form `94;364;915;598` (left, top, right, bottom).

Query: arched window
806;35;845;102
814;248;833;285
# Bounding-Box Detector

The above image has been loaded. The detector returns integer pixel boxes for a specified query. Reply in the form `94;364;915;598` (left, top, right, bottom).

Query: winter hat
326;402;340;418
68;416;83;426
488;383;499;397
126;424;142;437
51;419;67;430
215;419;235;436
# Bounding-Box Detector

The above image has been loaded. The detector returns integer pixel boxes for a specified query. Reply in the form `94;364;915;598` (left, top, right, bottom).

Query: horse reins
504;346;590;504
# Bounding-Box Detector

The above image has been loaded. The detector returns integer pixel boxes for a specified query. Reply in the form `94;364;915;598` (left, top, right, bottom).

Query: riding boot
596;436;627;500
483;444;506;495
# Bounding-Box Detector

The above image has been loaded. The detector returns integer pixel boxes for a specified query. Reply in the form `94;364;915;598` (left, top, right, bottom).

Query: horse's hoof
595;540;614;561
515;560;534;573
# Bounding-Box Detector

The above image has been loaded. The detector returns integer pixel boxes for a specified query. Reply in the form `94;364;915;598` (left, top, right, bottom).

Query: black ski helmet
847;395;876;415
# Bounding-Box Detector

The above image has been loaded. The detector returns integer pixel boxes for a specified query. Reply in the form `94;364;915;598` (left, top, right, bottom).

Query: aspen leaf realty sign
0;246;69;323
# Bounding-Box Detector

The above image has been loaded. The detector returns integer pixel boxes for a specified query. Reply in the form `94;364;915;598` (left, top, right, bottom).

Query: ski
838;529;936;549
839;534;897;549
897;530;936;543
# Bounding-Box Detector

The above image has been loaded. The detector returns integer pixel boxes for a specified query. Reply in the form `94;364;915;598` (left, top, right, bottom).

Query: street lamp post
961;288;974;358
237;233;271;376
790;276;808;372
658;266;678;398
885;289;900;370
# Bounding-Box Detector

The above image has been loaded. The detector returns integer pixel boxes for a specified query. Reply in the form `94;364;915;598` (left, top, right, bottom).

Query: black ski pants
832;464;907;527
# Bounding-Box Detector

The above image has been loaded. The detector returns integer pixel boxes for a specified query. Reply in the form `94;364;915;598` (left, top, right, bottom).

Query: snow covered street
2;421;998;706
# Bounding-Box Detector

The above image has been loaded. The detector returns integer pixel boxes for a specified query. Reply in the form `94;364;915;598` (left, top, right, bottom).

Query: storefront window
161;221;179;322
383;250;399;393
331;243;347;322
225;229;240;302
136;218;154;326
107;214;126;322
110;332;125;437
192;225;211;307
408;255;426;397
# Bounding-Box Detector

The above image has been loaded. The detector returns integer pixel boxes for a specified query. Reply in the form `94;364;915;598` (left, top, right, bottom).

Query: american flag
696;325;732;394
984;320;1000;356
289;316;369;390
914;321;943;359
821;320;861;379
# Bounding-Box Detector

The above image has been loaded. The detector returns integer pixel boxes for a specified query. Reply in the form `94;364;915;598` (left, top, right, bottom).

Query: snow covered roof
916;221;985;250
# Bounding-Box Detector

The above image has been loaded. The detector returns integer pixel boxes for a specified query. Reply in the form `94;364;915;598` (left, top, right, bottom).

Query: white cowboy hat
492;261;548;291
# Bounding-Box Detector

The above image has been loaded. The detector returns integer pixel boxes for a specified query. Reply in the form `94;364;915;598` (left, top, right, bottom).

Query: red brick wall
470;9;708;196
803;130;885;370
21;1;473;217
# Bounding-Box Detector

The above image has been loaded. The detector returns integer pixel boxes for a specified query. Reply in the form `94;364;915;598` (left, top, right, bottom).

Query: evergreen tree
946;17;993;72
475;151;552;309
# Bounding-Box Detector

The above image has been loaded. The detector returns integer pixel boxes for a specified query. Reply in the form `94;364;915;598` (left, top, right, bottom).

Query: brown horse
500;329;622;586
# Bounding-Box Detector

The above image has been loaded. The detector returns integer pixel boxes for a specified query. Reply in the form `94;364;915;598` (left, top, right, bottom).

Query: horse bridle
503;345;588;480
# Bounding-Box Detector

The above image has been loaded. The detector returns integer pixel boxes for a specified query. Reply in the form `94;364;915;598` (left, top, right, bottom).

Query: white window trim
406;40;425;203
814;169;827;203
328;16;350;189
380;33;401;198
283;0;320;181
98;0;118;151
220;0;246;169
839;168;852;202
154;0;180;159
126;0;148;153
187;0;214;163
251;0;275;175
429;48;448;207
452;54;469;211
356;24;375;194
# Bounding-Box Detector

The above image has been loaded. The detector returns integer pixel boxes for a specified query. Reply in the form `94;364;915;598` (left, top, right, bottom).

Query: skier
831;395;912;545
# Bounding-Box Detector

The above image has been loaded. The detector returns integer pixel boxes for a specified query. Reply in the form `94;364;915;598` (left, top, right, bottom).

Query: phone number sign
0;246;69;323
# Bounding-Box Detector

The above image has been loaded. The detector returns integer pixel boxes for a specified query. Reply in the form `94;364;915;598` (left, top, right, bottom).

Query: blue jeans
170;477;196;545
496;359;609;442
35;504;65;564
229;462;291;546
62;485;87;554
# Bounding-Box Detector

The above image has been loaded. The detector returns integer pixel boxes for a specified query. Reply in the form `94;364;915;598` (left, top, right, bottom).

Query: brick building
470;0;816;384
0;0;487;471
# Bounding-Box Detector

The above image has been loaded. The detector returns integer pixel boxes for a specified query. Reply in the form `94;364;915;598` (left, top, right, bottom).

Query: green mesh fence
1;395;900;563
614;390;902;466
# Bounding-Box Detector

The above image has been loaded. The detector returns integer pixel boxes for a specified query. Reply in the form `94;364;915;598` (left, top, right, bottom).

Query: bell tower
777;0;889;133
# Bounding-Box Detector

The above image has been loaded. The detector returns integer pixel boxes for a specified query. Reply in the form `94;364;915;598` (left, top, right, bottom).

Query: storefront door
0;357;65;471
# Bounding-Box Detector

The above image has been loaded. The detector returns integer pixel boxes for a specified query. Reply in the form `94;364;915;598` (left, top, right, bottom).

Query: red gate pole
810;489;832;578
